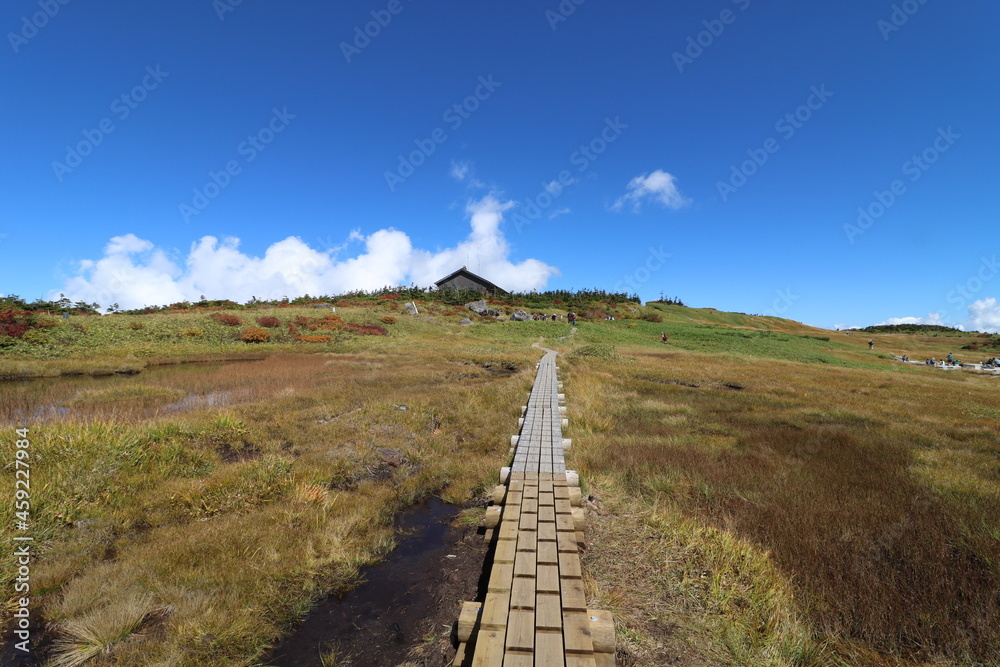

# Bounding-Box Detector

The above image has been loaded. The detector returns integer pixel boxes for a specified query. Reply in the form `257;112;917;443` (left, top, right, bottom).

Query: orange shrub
256;316;281;328
239;326;271;343
381;317;396;325
295;335;332;343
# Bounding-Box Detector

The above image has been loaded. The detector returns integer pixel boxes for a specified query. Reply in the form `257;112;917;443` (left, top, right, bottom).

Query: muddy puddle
265;498;486;667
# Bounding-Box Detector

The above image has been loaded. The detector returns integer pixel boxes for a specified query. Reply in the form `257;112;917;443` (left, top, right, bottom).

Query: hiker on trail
947;353;954;364
661;332;669;343
868;339;874;350
568;311;577;327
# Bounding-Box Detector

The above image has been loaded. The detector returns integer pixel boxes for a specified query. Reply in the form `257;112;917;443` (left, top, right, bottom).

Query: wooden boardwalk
454;349;614;666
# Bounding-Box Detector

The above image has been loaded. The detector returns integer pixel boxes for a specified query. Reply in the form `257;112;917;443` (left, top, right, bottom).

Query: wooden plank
535;593;562;631
565;657;598;667
510;575;535;610
557;530;580;553
538;492;555;507
452;643;467;667
558;551;582;579
488;562;513;592
535;630;564;665
518;511;537;531
494;538;516;564
502;653;533;667
513;549;537;578
471;628;506;667
537;506;555;523
498;521;519;540
588;609;615;654
561;578;587;611
504;609;535;653
457;601;481;643
480;591;511;630
537;540;558;565
536;564;560;594
516;527;537;554
537;521;557;542
594;654;615;667
563;611;596;656
556;513;575;532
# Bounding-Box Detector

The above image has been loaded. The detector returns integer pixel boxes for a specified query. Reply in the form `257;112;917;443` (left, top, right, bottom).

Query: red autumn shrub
210;312;242;326
256;316;281;328
380;317;396;325
343;323;387;336
0;309;33;338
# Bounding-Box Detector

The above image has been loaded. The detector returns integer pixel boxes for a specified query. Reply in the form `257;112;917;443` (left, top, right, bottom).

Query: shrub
380;317;396;325
239;326;271;343
639;312;663;323
20;329;52;345
343;323;387;336
296;335;332;343
0;309;34;338
256;316;281;328
209;312;242;326
180;329;202;338
127;321;146;330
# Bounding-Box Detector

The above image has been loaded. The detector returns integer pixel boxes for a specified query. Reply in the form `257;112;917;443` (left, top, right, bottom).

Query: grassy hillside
1;299;997;666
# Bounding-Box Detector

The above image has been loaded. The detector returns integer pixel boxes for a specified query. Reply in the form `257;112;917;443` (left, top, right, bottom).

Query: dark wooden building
434;267;507;295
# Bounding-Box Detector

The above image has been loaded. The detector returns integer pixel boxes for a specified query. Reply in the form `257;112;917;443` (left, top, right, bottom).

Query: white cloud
876;313;946;327
612;169;690;212
548;208;571;220
449;160;485;188
54;194;558;309
449;160;471;181
544;178;576;195
966;298;1000;333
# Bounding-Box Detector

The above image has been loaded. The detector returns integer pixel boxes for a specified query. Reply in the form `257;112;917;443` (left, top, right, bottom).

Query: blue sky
2;0;998;331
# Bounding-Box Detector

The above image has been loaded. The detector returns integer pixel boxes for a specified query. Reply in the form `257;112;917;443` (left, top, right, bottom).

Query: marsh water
0;357;266;426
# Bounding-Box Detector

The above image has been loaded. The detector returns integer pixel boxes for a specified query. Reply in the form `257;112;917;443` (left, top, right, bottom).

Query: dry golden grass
561;341;999;666
1;339;539;665
2;308;997;666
